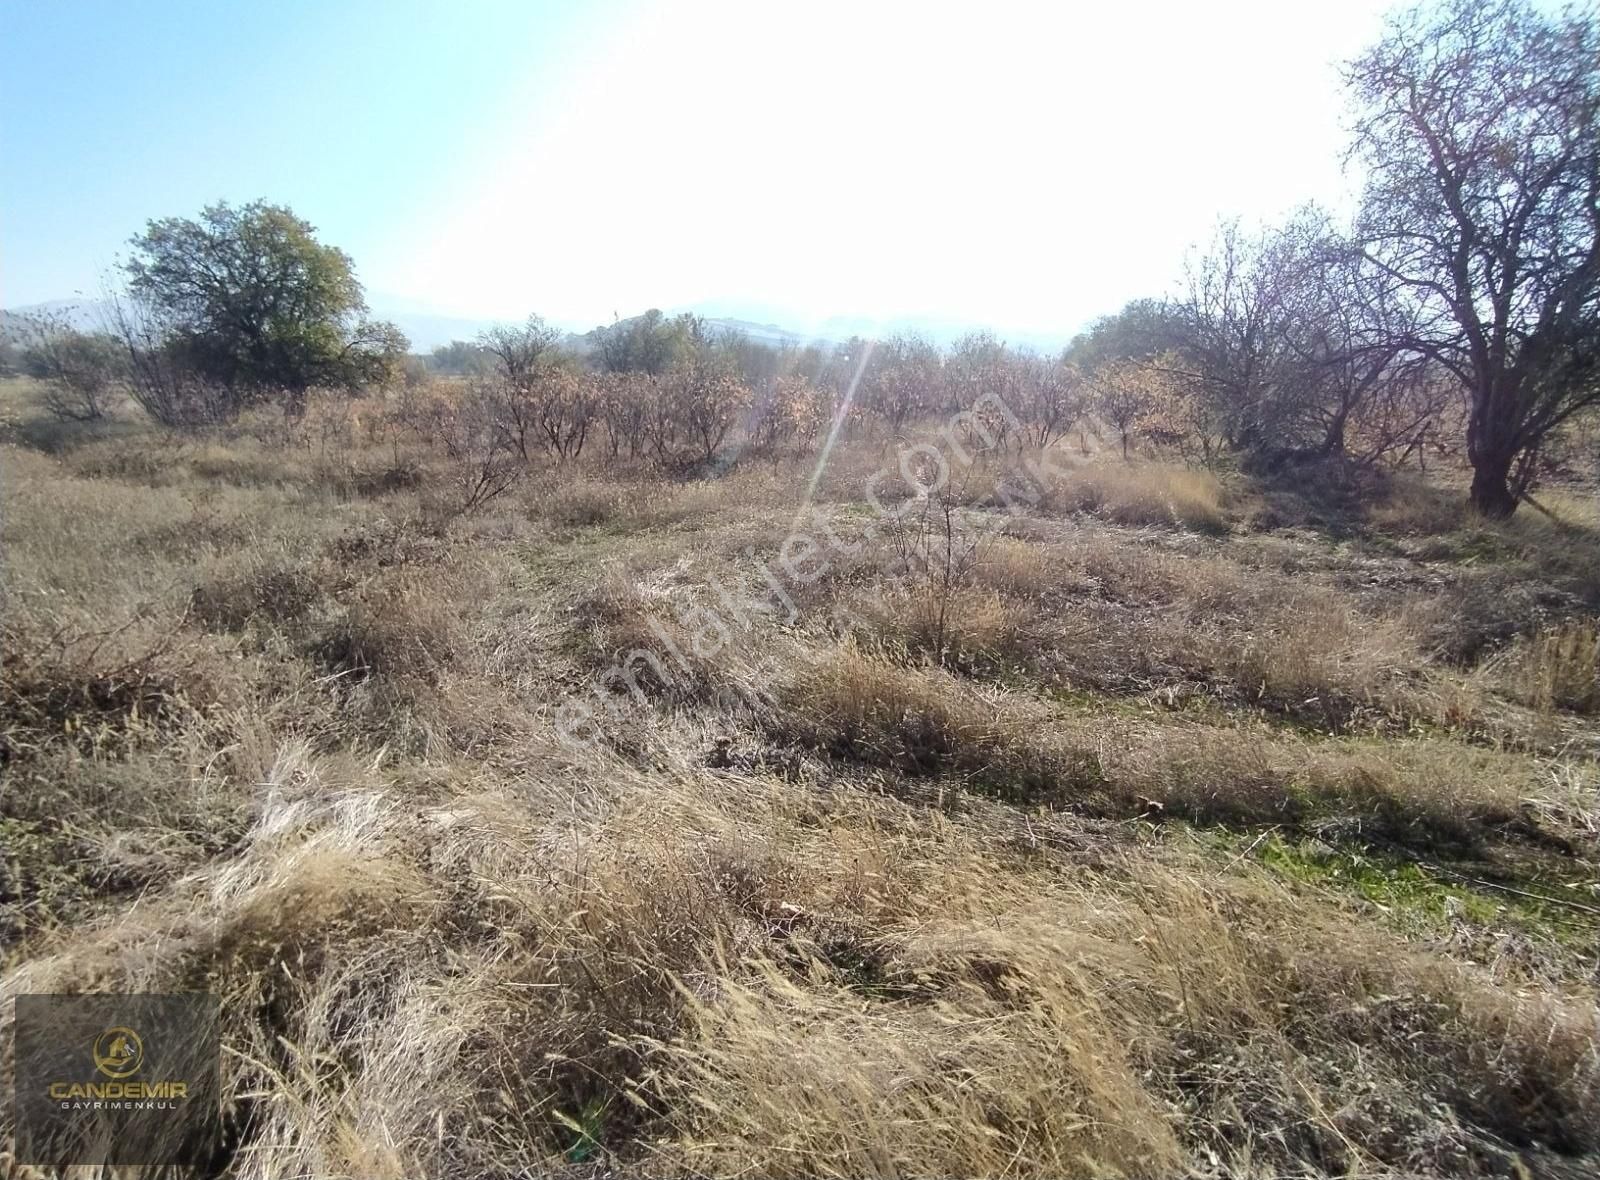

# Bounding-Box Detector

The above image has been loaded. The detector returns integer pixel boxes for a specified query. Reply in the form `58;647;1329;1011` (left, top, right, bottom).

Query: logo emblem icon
92;1027;143;1079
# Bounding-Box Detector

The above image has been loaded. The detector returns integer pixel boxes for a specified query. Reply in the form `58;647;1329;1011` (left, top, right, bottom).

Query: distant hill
1;299;1072;355
371;307;502;353
680;300;1074;352
0;300;836;354
695;316;834;348
0;298;506;354
0;300;103;340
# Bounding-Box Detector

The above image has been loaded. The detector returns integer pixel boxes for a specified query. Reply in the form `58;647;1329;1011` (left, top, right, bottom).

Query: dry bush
651;952;1181;1178
1196;597;1421;720
839;488;1037;669
1375;477;1600;598
970;534;1083;598
0;750;772;1175
523;473;633;528
184;441;312;488
61;435;189;485
0;608;237;761
189;553;324;631
313;578;464;686
400;384;526;515
625;479;740;528
1413;570;1587;665
300;560;556;757
290;555;552;754
1;738;251;942
624;468;797;530
0;602;252;943
1366;472;1471;536
564;564;767;716
1536;488;1600;532
1076;539;1250;608
1017;562;1426;728
1108;724;1524;842
648;841;1600;1178
774;642;1521;848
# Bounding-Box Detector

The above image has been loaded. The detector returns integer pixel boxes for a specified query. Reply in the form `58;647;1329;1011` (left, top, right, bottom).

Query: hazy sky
3;0;1394;340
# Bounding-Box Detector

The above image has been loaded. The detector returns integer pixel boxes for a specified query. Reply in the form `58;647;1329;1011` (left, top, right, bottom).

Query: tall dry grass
3;383;1599;1177
6;750;1596;1178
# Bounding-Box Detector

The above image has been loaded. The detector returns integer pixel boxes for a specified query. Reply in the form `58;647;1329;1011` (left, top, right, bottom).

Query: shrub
21;322;126;422
190;559;323;631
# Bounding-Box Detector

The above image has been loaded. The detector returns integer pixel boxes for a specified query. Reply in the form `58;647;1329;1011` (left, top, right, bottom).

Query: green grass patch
1244;833;1598;953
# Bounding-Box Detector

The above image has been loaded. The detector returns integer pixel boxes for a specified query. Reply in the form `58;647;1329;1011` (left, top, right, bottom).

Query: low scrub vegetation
4;361;1598;1178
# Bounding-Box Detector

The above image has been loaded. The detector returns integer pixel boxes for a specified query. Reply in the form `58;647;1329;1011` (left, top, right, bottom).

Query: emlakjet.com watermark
556;392;1075;746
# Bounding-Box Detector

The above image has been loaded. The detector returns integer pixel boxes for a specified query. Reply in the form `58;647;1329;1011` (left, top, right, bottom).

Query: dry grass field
3;376;1599;1178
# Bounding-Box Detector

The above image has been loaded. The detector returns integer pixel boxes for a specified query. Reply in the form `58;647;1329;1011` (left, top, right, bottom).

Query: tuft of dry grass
776;646;1105;805
651;948;1183;1178
1039;459;1230;533
189;552;323;631
847;583;1036;670
1487;619;1600;715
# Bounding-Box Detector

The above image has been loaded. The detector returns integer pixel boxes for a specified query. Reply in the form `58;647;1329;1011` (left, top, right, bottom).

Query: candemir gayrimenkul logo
50;1021;185;1104
14;993;219;1166
92;1026;145;1079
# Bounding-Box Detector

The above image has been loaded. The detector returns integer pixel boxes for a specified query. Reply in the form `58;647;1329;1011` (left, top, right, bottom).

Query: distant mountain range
1;297;1075;354
0;299;841;354
0;298;515;354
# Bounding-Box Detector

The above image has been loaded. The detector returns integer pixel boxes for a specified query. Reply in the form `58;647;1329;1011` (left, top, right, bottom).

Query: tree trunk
1469;450;1518;518
1320;410;1348;458
1466;384;1522;518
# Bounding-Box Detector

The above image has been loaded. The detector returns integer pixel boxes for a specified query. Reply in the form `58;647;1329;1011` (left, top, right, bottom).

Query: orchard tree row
5;0;1595;516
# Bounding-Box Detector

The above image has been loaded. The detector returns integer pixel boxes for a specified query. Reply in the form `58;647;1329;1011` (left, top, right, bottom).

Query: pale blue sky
3;0;1394;339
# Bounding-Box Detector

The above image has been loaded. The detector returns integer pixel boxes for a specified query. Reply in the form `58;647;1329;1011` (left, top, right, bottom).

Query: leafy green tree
1065;299;1186;372
124;200;406;410
340;319;410;390
428;339;491;376
590;309;694;375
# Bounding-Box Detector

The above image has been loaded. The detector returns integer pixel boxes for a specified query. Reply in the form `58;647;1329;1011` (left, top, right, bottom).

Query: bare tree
1175;221;1296;454
944;331;1010;414
662;348;750;465
1015;352;1085;449
103;288;233;428
1086;358;1159;459
17;310;125;422
1272;212;1427;462
863;333;941;434
1347;0;1600;516
479;315;563;386
533;368;596;460
598;371;654;460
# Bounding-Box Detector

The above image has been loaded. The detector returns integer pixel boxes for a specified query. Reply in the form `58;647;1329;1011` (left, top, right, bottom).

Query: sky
2;0;1396;344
